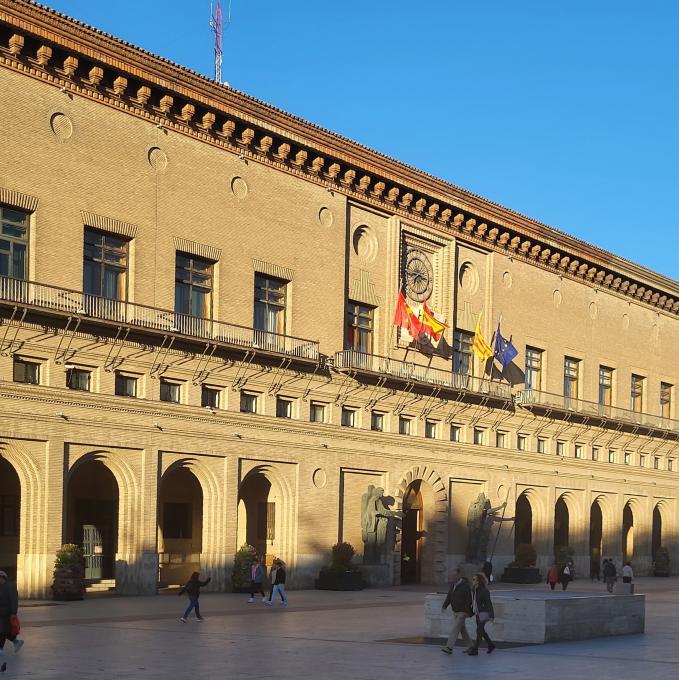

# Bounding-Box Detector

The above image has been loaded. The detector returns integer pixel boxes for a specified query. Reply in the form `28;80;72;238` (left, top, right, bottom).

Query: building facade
0;0;678;597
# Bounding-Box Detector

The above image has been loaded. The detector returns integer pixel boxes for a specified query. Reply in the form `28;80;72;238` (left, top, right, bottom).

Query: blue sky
46;1;678;281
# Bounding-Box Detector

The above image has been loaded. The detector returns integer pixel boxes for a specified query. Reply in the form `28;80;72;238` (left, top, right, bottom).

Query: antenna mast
209;0;223;83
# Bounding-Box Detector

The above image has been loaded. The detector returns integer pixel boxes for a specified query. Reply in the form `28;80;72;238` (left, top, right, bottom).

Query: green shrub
514;543;537;568
54;544;83;572
331;542;356;570
555;545;575;564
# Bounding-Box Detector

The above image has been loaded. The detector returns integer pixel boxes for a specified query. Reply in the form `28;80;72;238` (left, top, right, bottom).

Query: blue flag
494;321;518;367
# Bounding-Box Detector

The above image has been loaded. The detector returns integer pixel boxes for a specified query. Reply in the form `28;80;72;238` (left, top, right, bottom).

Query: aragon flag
472;311;494;361
392;290;423;338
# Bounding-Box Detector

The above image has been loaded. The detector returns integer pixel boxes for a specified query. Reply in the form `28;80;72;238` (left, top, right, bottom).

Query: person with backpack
0;570;23;673
560;560;573;590
603;558;617;593
179;571;211;622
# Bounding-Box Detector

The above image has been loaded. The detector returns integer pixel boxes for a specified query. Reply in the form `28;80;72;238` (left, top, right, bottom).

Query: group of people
546;559;575;590
601;559;634;593
179;557;288;622
440;569;496;656
0;570;24;674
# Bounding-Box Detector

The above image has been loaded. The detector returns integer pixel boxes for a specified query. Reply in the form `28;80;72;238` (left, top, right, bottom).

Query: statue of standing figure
361;485;403;564
465;492;507;563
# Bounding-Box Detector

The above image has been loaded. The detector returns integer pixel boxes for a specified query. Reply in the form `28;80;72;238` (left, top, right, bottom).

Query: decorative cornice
0;185;39;212
173;237;221;262
0;1;678;317
252;259;294;282
81;210;137;238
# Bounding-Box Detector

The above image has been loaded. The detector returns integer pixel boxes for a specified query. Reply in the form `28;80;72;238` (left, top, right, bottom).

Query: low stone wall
425;589;645;644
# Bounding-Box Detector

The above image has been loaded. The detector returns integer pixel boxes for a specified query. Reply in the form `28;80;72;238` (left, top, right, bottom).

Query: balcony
516;389;679;438
333;350;512;401
0;276;319;362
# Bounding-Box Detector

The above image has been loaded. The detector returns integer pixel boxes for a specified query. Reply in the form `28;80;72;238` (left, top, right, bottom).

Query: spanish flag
472;311;493;361
393;290;423;338
419;300;449;342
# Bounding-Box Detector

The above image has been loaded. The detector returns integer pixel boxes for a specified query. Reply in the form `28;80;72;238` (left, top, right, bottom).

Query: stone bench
425;589;645;644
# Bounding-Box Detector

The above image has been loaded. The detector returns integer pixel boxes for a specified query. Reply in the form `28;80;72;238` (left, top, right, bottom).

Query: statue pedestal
361;564;392;587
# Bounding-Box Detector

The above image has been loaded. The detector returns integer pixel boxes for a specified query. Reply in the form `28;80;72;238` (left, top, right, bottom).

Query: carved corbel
87;66;104;87
548;252;560;266
586;266;597;280
256;135;273;154
558;256;570;270
644;290;654;303
611;277;622;289
539;248;551;262
519;240;531;254
412;198;425;213
199;112;216;132
487;227;499;242
399;192;413;208
595;271;606;284
159;95;174;116
358;175;371;193
619;280;630;292
509;236;521;251
309;156;324;174
290;150;308;167
274;142;291;160
239;128;255;147
326;162;341;180
440;208;452;225
385;188;400;203
567;260;580;273
530;245;542;259
340;169;356;186
634;286;644;298
576;263;588;277
427;203;440;219
112;76;128;98
464;218;476;233
8;34;25;57
35;45;52;68
135;85;151;107
658;295;667;307
672;300;679;313
498;232;510;247
453;213;465;228
371;181;386;198
475;222;487;238
60;55;78;79
218;119;236;140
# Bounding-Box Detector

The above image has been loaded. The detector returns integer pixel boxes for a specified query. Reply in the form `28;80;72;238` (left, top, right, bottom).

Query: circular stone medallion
553;289;562;308
50;112;73;141
318;207;334;227
312;468;327;489
148;146;167;171
231;176;248;198
352;225;378;263
502;271;513;289
589;302;598;319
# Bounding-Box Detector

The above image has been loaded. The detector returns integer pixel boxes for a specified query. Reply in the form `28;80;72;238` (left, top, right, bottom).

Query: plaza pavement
3;576;679;679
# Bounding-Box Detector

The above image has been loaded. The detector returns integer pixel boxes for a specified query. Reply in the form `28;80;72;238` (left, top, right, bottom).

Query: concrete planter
315;569;364;591
502;567;541;583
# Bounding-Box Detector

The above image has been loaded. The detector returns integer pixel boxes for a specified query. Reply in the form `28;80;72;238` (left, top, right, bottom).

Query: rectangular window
608;449;616;464
425;420;438;439
0;494;20;537
495;431;507;448
257;502;275;541
599;366;613;411
159;379;180;403
254;274;286;335
450;424;462;442
574;443;584;459
517;434;527;451
631;374;644;414
371;411;384;432
537;437;547;454
162;502;192;539
310;402;327;423
13;357;39;385
346;301;374;354
66;367;91;391
624;451;631;465
453;330;474;376
592;446;600;462
240;392;258;414
525;347;543;391
201;385;220;409
473;428;485;445
275;397;293;419
668;459;674;472
399;416;411;436
661;382;672;419
556;440;566;456
83;228;129;301
175;253;213;319
563;357;580;404
341;407;356;428
115;373;137;398
639;454;646;467
654;456;660;470
0;206;28;280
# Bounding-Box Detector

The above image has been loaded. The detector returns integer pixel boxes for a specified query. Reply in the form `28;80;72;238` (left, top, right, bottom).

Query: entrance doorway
66;461;118;581
0;457;20;581
652;505;662;562
158;467;203;586
553;496;569;558
622;502;634;562
238;472;276;562
514;493;533;554
401;481;423;584
589;501;603;578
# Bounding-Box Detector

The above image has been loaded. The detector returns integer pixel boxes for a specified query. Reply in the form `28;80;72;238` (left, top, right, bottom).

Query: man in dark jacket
0;570;24;665
440;568;473;655
603;558;617;593
179;571;211;622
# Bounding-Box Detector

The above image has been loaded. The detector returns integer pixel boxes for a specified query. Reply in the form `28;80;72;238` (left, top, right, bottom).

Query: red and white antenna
209;0;223;82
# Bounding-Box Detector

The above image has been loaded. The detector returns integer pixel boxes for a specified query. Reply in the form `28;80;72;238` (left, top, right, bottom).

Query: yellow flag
473;312;493;361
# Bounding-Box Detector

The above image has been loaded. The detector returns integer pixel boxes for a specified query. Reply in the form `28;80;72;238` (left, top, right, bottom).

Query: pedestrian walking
622;562;634;584
590;559;601;581
179;571;211;622
248;557;266;603
559;561;573;590
467;573;496;656
0;570;23;673
440;568;473;655
546;562;559;590
603;557;617;593
265;560;288;607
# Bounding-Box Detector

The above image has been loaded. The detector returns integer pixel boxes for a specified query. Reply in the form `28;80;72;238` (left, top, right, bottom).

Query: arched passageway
553;496;570;558
66;461;118;581
514;493;533;554
0;457;20;581
401;481;423;584
590;501;603;577
158;467;203;586
238;472;277;562
622;502;634;562
652;505;662;562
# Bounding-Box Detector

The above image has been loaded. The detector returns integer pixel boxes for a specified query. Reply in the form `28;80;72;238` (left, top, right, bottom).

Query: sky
45;0;679;282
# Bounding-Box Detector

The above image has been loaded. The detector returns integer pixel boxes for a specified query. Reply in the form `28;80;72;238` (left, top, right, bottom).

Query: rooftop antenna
210;0;232;84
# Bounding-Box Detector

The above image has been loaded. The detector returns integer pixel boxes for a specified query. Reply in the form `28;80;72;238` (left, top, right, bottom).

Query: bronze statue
465;492;507;563
361;486;403;564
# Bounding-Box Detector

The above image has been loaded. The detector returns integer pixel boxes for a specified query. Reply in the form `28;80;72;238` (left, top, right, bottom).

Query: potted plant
316;542;364;590
501;543;541;583
232;544;258;592
654;547;670;576
52;544;85;601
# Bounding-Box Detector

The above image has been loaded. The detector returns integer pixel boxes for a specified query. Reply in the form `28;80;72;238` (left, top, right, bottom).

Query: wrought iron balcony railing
516;389;679;435
334;350;512;400
0;276;319;362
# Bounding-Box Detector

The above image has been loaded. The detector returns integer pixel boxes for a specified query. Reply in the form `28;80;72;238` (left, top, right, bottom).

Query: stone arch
238;464;295;571
622;498;639;563
394;465;447;586
515;491;534;553
0;440;48;597
553;492;576;558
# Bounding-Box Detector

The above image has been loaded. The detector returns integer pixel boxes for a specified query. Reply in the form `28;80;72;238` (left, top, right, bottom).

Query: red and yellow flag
393;291;423;338
419;300;449;341
472;311;493;361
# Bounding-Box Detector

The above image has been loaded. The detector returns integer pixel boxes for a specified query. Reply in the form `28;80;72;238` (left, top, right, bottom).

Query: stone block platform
425;589;645;644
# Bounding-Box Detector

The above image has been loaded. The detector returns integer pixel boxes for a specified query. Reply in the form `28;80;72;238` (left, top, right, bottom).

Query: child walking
179;571;211;622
